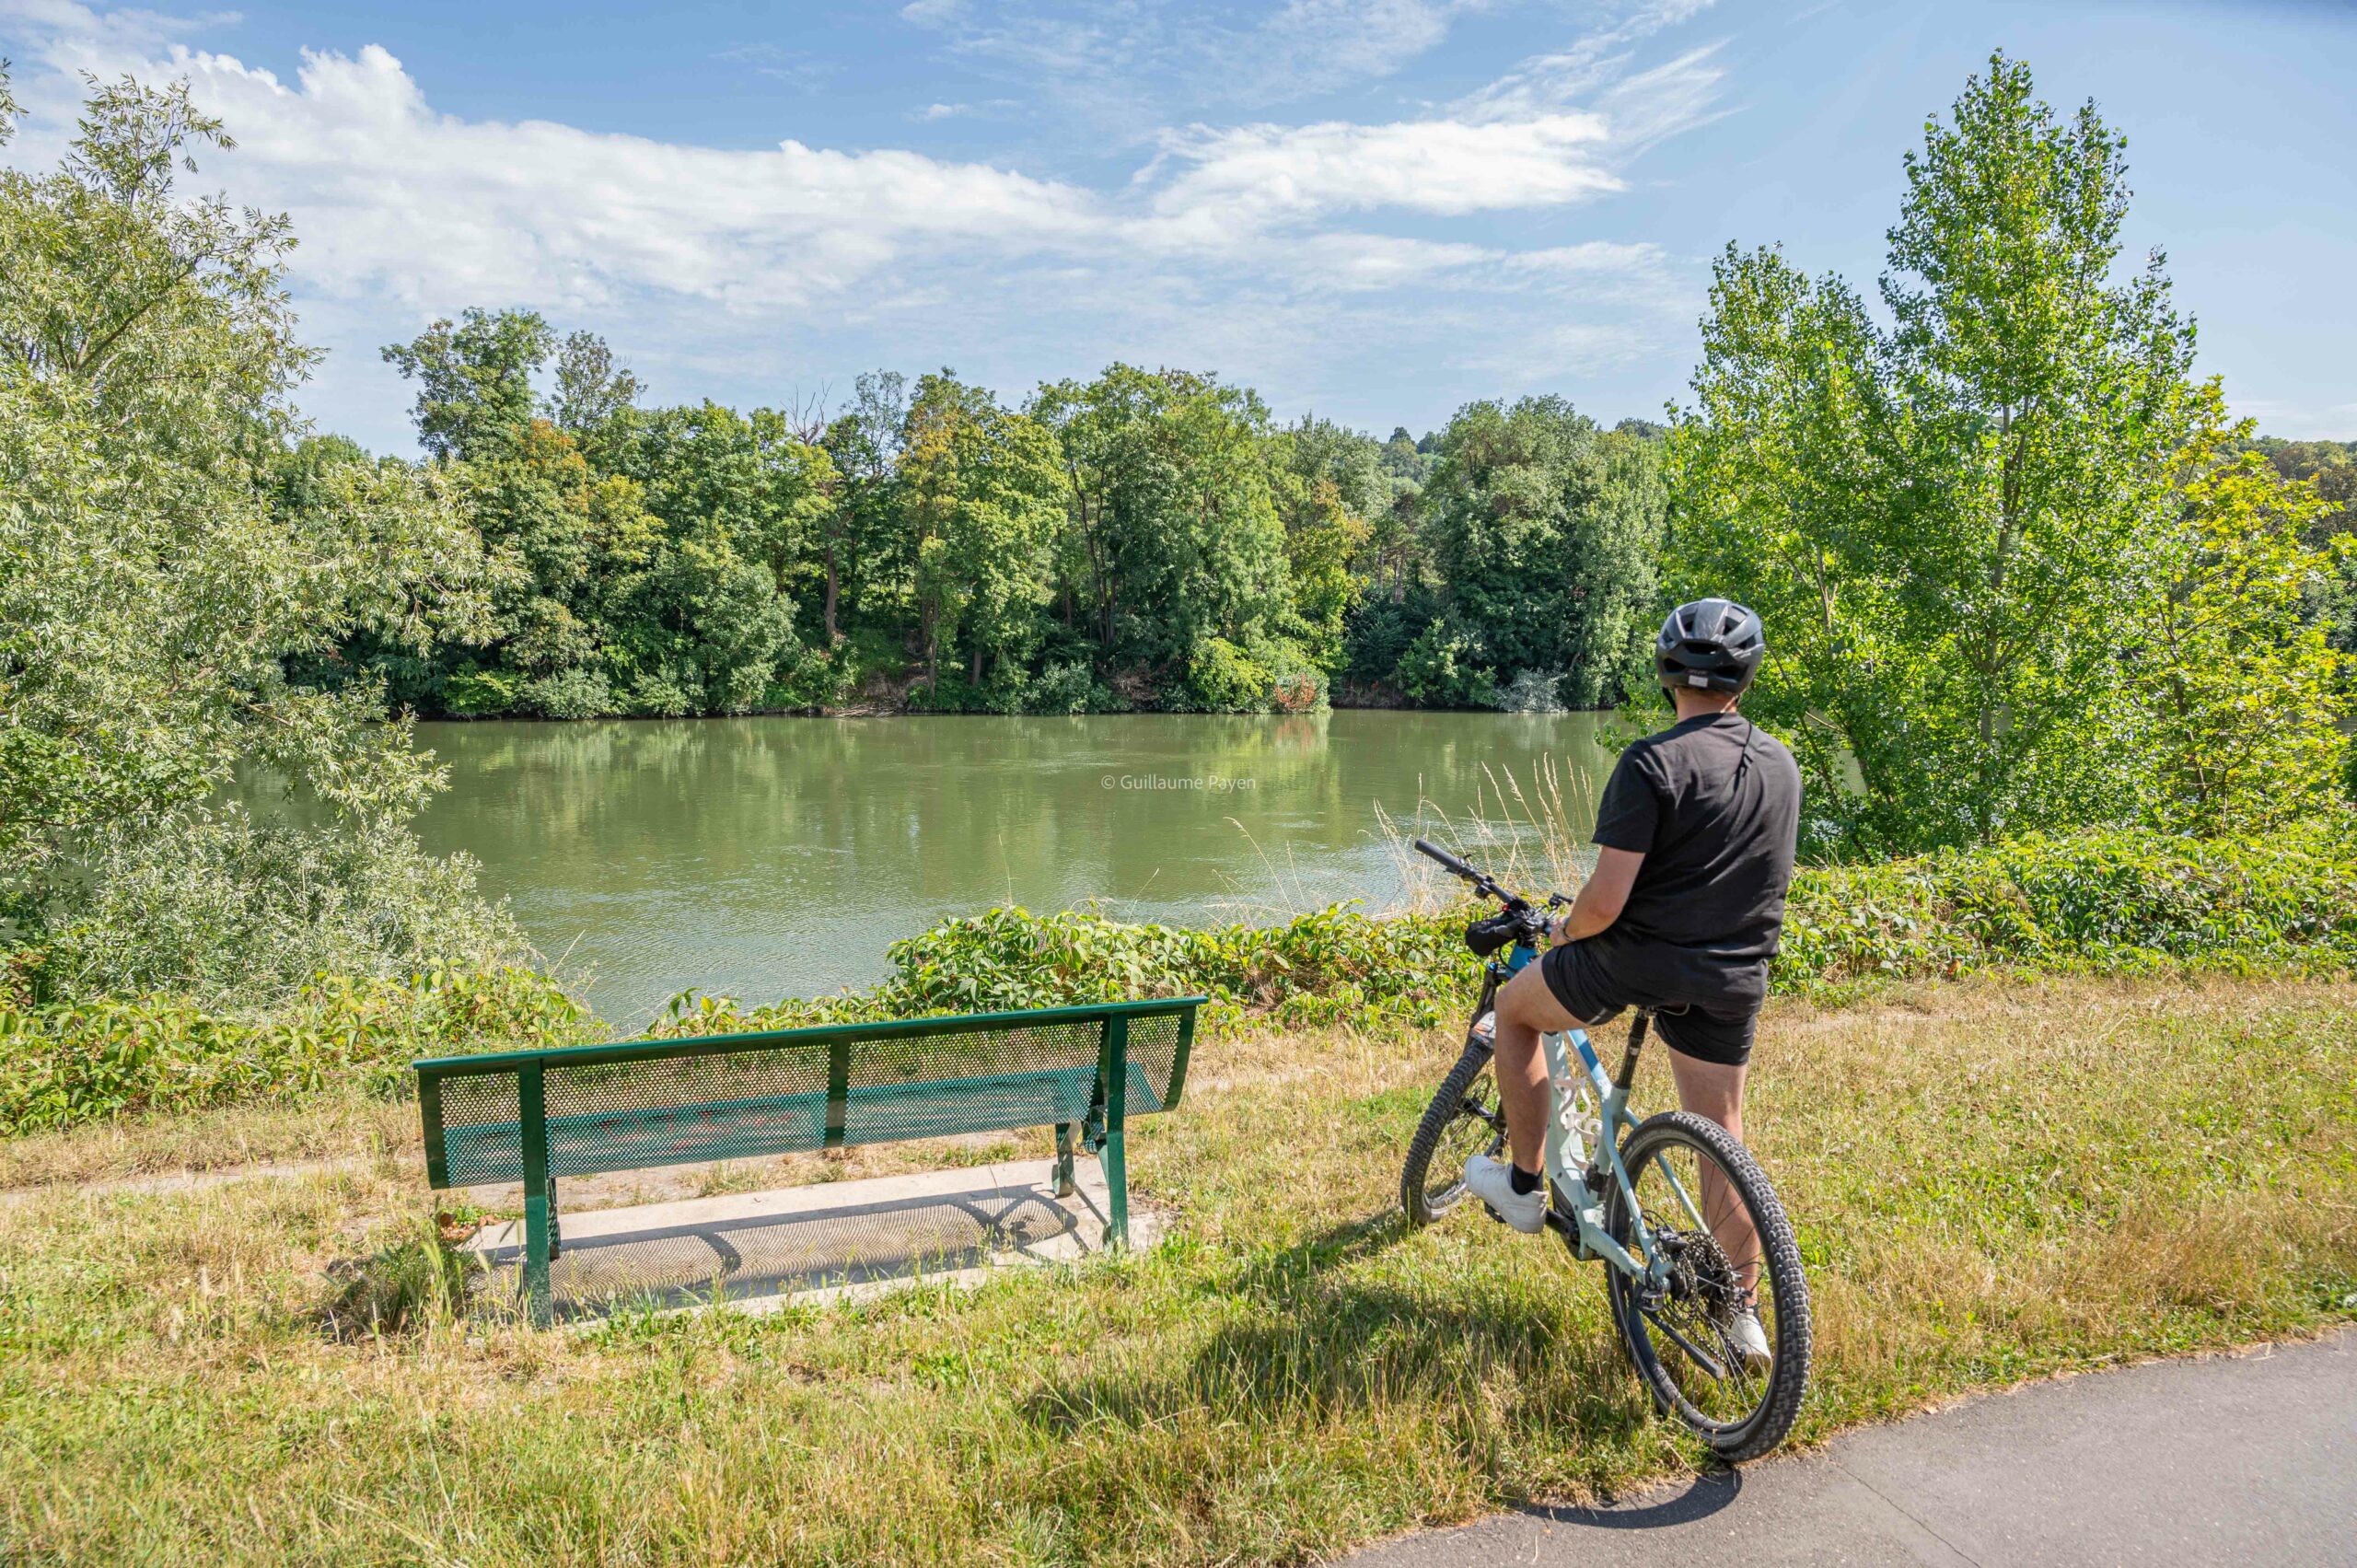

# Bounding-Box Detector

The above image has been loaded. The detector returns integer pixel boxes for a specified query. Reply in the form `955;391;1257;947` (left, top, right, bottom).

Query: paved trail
1346;1329;2355;1567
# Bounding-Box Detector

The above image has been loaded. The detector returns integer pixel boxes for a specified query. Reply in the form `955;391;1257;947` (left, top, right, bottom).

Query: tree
548;329;642;435
882;372;1066;697
2252;437;2357;658
381;307;555;461
614;401;833;604
1032;366;1294;690
2139;432;2350;831
818;370;909;642
0;72;509;998
1672;54;2239;853
1415;397;1664;706
1267;417;1384;673
1559;427;1668;707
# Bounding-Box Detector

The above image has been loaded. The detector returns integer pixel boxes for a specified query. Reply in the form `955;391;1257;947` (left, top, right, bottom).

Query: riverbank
2;973;2351;1564
11;821;2354;1137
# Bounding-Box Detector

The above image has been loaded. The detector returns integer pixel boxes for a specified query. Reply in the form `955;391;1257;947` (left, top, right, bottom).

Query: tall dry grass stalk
1376;753;1601;912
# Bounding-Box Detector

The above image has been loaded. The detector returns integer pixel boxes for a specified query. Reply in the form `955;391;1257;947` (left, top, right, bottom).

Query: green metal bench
413;996;1202;1322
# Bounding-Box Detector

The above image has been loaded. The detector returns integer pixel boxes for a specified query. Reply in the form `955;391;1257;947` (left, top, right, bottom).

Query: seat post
1614;1008;1652;1093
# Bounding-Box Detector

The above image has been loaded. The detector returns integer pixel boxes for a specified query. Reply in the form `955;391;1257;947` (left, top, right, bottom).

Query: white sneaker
1464;1154;1545;1234
1723;1306;1772;1372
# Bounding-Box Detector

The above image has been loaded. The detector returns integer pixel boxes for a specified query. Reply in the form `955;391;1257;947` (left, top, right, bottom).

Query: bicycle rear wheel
1400;1040;1506;1227
1605;1110;1811;1462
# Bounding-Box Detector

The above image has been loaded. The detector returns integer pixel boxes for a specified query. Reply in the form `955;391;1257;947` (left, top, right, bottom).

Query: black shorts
1538;935;1765;1067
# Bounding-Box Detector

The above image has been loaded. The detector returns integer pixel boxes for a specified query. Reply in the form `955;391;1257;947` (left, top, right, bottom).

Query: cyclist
1466;598;1799;1364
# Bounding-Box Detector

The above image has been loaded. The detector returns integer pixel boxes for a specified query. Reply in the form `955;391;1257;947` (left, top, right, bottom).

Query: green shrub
626;670;696;717
1781;825;2357;991
1185;637;1272;712
520;668;615;720
665;825;2357;1040
441;667;523;717
0;968;586;1135
14;826;2353;1136
27;812;520;1007
1011;659;1102;714
1394;621;1495;708
764;642;860;710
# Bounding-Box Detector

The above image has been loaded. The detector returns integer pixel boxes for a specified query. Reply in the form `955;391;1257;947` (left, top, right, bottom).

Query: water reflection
402;710;1613;1027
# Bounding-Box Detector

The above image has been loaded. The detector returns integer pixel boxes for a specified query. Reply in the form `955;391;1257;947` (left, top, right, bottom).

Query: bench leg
1097;1129;1129;1250
522;1189;554;1327
517;1059;555;1327
1054;1122;1076;1198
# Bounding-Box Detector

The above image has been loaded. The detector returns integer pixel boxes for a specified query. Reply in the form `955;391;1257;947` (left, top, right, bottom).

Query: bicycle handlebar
1412;837;1574;925
1411;838;1480;881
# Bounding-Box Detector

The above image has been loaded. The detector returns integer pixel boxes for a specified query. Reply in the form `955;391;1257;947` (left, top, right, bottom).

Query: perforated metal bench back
415;999;1199;1189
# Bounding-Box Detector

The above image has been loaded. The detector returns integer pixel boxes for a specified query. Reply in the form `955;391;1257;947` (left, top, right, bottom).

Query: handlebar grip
1411;838;1479;879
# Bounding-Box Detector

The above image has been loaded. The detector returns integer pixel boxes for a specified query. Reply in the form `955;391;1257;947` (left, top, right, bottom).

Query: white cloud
4;9;1716;301
1232;0;1472;99
1458;0;1719;121
1147;110;1620;241
14;41;1104;313
0;1;1726;443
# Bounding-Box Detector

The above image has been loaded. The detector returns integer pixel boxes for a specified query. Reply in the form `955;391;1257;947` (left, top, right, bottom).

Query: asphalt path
1344;1330;2356;1566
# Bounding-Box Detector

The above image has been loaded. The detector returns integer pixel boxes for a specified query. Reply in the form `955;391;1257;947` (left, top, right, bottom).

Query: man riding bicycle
1466;598;1800;1364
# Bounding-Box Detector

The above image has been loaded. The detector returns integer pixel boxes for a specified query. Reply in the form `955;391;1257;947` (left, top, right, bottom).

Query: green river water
408;710;1614;1028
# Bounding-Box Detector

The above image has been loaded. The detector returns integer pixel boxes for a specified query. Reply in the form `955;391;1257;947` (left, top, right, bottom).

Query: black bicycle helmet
1656;598;1766;695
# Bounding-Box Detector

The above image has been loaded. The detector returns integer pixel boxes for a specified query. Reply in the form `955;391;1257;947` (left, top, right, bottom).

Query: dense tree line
308;325;1670;719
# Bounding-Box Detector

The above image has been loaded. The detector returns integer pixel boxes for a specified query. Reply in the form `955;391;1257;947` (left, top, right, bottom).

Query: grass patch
1;975;2352;1564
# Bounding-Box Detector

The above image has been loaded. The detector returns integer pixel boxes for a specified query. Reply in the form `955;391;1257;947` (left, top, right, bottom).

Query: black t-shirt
1589;712;1800;978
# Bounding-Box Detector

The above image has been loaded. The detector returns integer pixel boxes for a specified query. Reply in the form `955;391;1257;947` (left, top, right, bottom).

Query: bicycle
1398;837;1812;1462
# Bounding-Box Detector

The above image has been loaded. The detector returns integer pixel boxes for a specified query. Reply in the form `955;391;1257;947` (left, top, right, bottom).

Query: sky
2;0;2351;454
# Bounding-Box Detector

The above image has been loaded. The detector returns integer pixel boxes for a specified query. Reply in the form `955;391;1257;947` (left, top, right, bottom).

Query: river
408;710;1616;1027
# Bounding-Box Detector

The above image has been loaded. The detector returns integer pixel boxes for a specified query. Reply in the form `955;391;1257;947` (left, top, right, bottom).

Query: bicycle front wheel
1400;1040;1506;1227
1605;1110;1811;1462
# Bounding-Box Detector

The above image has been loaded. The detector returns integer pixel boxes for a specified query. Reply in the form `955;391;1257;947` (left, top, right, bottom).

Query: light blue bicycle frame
1538;1026;1666;1282
1495;944;1711;1287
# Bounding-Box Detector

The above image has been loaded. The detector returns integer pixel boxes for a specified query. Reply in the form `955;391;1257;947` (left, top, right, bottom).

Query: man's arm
1552;847;1644;943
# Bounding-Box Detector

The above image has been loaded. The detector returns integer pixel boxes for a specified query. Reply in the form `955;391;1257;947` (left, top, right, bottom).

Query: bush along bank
0;968;587;1136
6;825;2355;1134
669;823;2357;1038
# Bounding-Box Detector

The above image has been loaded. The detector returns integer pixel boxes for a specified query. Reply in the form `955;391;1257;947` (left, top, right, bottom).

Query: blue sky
4;0;2351;453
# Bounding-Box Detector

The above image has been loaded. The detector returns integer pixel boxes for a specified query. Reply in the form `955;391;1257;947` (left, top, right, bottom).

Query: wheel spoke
1403;1048;1509;1225
1618;1127;1787;1437
1426;1089;1504;1203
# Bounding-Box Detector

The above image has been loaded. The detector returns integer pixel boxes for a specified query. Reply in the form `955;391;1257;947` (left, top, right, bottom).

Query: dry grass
1;975;2351;1565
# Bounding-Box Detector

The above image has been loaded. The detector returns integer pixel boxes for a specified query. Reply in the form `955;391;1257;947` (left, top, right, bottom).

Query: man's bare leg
1489;961;1580;1174
1663;1050;1759;1292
